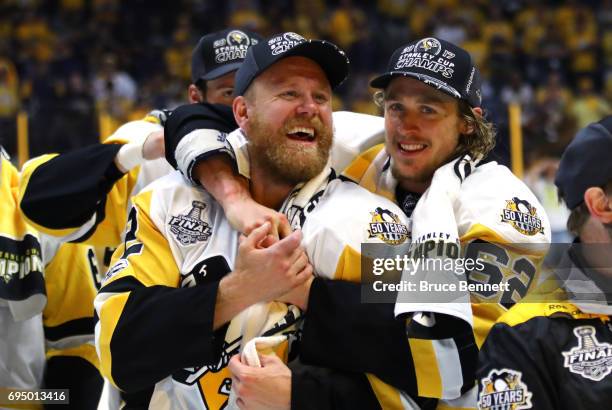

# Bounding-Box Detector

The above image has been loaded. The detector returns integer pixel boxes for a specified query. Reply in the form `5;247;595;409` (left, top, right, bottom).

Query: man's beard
388;137;459;190
247;114;332;185
390;161;436;186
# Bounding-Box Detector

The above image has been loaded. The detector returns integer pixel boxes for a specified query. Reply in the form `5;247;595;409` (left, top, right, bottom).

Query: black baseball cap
191;28;263;84
555;116;612;209
370;37;482;107
233;32;349;96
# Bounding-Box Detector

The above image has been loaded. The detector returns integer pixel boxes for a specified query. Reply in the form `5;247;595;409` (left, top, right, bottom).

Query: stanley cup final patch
169;201;213;246
478;368;533;409
562;325;612;382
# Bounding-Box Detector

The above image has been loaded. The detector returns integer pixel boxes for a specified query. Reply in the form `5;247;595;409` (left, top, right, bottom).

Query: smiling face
236;56;333;185
383;76;468;193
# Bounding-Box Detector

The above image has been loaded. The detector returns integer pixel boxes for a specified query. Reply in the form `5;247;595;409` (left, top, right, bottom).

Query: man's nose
296;94;318;117
395;110;420;136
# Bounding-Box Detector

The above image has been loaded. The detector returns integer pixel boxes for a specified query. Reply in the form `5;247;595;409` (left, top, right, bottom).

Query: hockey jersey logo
500;197;544;236
562;325;612;381
169;201;212;246
478;368;533;410
172;336;239;409
368;207;409;245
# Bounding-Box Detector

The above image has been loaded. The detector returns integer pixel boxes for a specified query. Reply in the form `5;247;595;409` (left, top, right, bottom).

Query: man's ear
188;84;204;103
460;107;482;135
233;96;248;128
584;187;612;224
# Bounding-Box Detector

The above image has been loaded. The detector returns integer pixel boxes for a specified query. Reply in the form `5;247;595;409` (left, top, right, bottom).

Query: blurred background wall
0;0;609;173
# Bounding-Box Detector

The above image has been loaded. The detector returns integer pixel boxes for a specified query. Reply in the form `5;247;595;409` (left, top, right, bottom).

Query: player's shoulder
307;178;410;245
132;170;209;210
331;111;385;173
323;178;404;216
495;292;605;330
462;161;533;196
332;111;383;134
342;143;387;183
137;169;185;193
455;160;551;244
496;302;570;328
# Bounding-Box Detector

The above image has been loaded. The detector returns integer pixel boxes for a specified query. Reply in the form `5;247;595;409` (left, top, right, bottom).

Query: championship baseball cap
370;37;482;107
191;28;263;84
555;116;612;209
233;32;349;96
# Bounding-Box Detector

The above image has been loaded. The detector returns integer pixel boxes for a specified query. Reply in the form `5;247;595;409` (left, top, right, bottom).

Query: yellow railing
16;110;29;167
98;111;117;142
508;103;524;179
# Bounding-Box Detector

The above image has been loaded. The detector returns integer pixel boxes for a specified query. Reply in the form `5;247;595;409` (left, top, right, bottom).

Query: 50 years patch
368;207;409;245
478;368;533;409
500;197;544;236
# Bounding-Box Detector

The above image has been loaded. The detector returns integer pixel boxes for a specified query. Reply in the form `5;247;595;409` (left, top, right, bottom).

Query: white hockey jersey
94;156;414;409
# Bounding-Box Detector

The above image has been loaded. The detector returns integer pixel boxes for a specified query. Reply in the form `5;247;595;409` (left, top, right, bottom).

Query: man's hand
213;222;312;329
193;156;291;239
142;130;165;160
229;354;291;410
277;275;314;310
225;195;292;240
232;222;312;301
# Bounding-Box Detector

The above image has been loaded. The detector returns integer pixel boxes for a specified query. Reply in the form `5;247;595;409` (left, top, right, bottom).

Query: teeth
288;127;314;137
400;143;425;151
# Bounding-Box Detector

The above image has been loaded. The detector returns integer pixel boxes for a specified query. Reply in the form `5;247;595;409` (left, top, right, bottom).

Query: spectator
570;76;611;129
92;53;137;122
0;57;19;156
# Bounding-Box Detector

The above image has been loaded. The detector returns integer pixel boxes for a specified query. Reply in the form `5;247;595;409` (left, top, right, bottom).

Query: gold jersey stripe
98;292;130;388
366;373;404;410
408;338;443;398
46;344;100;370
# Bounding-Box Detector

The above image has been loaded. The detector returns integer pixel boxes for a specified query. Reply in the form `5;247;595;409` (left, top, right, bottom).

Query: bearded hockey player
94;33;477;409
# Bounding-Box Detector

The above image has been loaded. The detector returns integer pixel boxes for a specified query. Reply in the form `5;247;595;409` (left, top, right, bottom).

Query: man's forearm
193;154;250;208
213;273;257;330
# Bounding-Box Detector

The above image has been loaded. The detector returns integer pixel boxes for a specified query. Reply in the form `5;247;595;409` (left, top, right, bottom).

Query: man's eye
222;89;233;98
420;106;436;114
281;91;298;98
387;103;403;113
314;94;329;104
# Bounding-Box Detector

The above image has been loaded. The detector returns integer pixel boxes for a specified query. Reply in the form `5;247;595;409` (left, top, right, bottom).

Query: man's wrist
298;276;314;311
215;273;255;328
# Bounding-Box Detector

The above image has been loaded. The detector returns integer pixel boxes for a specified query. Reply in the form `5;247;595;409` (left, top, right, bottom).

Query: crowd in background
0;0;609;170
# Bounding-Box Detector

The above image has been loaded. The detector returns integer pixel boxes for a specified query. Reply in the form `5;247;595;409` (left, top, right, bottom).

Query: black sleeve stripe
21;143;123;229
164;103;237;168
44;356;103;409
290;362;382;410
68;194;108;243
44;317;95;342
406;313;473;340
455;329;478;395
109;282;224;392
300;278;419;394
99;275;146;294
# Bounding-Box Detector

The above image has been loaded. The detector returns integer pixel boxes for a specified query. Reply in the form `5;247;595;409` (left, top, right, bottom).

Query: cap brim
282;40;349;90
370;71;462;101
198;61;243;82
